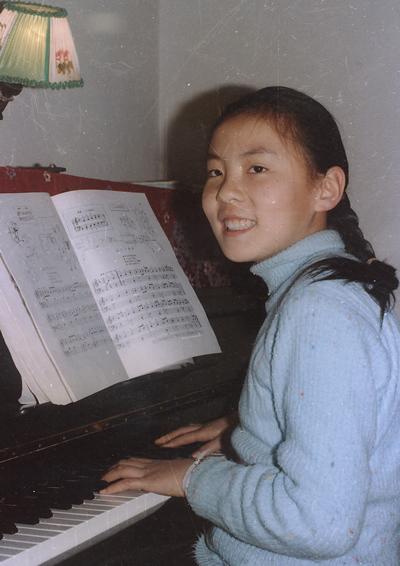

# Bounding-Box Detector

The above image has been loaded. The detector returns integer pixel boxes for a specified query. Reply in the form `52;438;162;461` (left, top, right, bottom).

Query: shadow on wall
165;84;256;191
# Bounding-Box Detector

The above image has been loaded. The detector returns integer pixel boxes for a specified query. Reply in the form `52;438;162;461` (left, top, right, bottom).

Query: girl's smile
220;215;256;234
202;114;328;263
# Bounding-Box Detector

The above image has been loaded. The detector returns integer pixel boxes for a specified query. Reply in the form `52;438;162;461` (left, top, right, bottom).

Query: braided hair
212;86;398;316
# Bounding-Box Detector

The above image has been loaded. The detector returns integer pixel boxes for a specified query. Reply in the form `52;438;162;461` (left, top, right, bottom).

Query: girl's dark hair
214;86;398;316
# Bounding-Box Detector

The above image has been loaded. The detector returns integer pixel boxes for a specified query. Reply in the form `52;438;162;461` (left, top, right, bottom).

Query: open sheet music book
0;190;220;405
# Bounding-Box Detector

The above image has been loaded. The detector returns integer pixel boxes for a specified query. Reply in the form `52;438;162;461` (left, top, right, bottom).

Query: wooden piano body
0;167;264;565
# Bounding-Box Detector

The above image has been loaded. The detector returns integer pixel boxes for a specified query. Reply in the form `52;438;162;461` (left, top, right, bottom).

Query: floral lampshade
0;1;83;89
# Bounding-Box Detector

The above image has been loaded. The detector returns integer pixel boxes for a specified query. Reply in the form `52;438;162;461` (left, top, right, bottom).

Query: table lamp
0;1;83;118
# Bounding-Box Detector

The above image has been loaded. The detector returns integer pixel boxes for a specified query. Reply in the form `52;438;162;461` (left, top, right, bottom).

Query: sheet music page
0;193;129;402
0;255;66;404
53;190;221;378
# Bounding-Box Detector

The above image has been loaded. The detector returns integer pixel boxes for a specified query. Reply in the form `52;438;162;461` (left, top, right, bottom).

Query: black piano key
31;490;73;510
38;498;72;511
74;462;109;479
38;486;85;506
93;479;109;492
0;503;39;525
0;516;18;534
62;474;109;493
8;466;99;508
62;490;87;505
3;495;52;519
62;479;95;500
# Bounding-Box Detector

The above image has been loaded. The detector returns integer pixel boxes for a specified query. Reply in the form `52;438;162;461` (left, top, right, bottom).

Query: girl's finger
105;458;151;473
157;428;212;448
116;457;154;466
101;478;143;495
102;463;147;483
192;438;222;458
154;424;202;445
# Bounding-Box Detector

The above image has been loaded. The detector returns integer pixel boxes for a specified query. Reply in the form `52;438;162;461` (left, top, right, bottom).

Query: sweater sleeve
186;285;378;560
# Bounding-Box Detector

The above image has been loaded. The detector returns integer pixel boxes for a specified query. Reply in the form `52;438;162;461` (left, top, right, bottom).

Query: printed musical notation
8;221;24;244
116;202;157;240
131;203;157;239
113;314;201;350
59;327;110;357
71;208;109;234
7;217;80;279
93;265;175;293
105;297;192;327
35;282;93;308
46;303;100;331
38;226;80;274
63;204;160;254
35;282;111;357
92;265;202;349
16;205;34;222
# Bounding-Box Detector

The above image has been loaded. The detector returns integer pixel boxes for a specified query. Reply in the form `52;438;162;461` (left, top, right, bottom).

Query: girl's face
202;114;327;263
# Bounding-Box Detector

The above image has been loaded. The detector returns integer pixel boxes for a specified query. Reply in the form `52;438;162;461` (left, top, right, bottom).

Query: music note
92;265;202;349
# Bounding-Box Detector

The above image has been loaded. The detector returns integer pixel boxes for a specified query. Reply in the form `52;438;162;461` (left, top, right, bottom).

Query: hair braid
327;194;375;262
318;191;398;317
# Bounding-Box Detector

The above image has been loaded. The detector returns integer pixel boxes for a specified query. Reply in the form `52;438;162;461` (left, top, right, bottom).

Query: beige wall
0;0;161;182
159;0;400;307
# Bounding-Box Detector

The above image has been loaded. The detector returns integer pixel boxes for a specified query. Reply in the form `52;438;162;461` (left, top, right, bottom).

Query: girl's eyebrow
207;147;277;160
207;150;221;160
240;147;277;157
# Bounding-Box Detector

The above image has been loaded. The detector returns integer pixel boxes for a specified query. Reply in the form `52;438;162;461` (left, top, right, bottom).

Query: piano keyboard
0;490;168;565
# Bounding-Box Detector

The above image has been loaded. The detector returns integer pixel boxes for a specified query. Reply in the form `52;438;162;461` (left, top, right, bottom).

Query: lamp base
0;82;23;119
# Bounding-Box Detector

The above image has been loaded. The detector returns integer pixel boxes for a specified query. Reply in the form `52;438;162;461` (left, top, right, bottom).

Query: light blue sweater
187;230;400;565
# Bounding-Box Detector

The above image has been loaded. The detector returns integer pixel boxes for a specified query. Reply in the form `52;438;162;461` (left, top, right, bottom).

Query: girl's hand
101;457;193;497
154;413;238;458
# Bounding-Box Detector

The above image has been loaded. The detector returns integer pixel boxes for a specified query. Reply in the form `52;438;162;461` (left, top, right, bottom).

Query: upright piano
0;168;264;565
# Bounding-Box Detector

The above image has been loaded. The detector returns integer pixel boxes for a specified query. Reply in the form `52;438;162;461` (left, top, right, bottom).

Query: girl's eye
249;165;268;174
207;168;223;178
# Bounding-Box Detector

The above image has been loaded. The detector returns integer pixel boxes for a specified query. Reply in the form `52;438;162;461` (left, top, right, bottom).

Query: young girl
102;86;400;565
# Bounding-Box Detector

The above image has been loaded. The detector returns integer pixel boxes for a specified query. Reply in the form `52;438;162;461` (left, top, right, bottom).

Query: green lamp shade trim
0;74;83;88
2;2;67;19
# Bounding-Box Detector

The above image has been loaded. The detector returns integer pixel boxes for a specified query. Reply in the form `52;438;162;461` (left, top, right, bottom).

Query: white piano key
0;542;32;550
73;503;116;511
68;506;103;517
16;527;59;538
47;510;97;520
0;491;168;566
94;492;142;501
36;520;71;531
3;534;47;543
1;547;21;556
50;513;83;524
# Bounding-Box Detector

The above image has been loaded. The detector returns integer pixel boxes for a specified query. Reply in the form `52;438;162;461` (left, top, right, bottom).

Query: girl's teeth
224;218;256;231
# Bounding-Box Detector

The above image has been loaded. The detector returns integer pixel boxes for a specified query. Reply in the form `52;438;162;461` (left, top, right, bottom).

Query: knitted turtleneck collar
250;229;346;296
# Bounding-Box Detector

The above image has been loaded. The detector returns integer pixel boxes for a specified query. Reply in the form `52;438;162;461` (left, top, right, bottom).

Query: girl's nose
216;176;244;203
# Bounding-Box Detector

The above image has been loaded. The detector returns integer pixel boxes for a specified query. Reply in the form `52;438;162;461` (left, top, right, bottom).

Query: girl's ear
314;166;346;212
